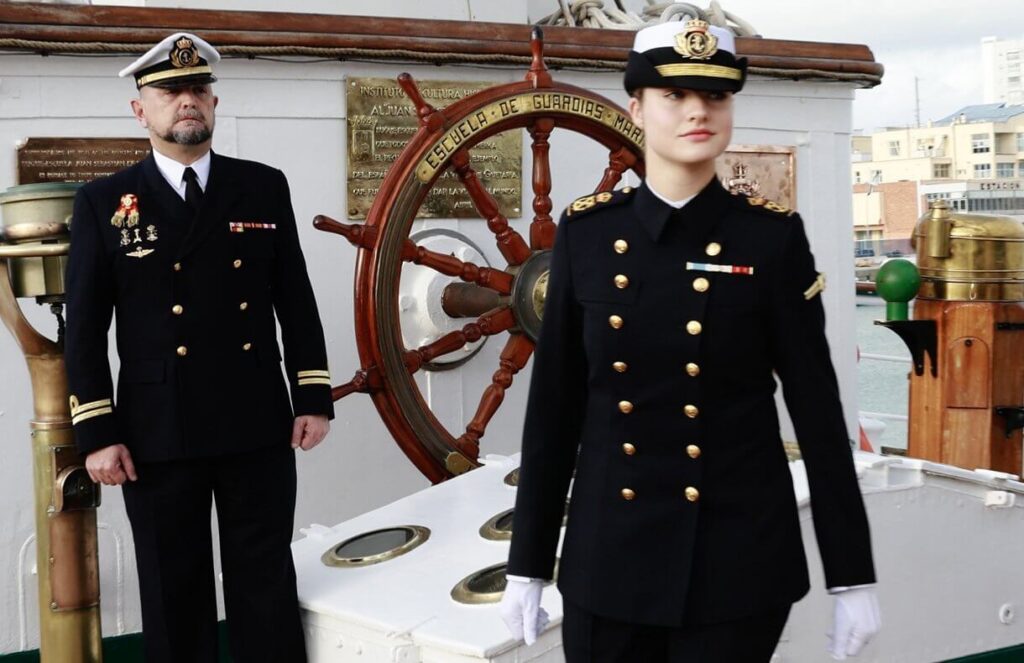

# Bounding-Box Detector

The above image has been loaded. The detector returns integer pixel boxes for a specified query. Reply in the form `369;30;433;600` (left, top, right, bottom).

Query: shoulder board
564;186;635;219
740;195;796;217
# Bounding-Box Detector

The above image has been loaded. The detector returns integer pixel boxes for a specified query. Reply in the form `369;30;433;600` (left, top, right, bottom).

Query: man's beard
160;114;213;145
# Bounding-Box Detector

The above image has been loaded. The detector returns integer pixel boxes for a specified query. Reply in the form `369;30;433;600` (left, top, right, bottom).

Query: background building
851;103;1024;253
982;35;1024;105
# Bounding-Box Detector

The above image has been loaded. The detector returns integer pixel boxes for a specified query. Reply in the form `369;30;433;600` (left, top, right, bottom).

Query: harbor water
855;295;911;452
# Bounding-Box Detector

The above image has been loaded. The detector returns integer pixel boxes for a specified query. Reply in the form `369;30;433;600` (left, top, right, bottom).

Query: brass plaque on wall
346;77;522;220
17;138;151;184
716;145;796;209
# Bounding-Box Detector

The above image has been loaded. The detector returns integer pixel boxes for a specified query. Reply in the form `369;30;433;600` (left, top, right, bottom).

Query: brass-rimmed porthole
479;509;515;541
321;525;430;568
479;503;570;541
450;561;557;605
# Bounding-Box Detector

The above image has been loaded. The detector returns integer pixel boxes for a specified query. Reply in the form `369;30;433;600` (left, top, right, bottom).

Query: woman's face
628;87;734;168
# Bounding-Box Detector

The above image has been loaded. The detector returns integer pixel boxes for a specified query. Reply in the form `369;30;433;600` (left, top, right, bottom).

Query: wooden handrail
0;3;883;86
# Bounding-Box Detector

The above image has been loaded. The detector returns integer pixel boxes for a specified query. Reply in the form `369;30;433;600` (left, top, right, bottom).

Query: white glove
499;575;550;645
826;587;881;659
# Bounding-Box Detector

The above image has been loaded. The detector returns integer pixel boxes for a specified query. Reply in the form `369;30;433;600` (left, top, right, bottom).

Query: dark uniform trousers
508;178;875;661
563;599;790;663
65;153;334;661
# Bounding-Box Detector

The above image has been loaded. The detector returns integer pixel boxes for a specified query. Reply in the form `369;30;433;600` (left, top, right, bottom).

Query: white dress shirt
152;148;211;201
647;182;696;209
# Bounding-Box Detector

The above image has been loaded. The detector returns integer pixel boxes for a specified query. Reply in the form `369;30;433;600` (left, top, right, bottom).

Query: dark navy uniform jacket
65;153;333;462
508;177;875;627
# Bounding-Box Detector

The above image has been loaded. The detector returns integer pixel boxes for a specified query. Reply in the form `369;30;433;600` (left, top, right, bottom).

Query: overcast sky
615;0;1024;132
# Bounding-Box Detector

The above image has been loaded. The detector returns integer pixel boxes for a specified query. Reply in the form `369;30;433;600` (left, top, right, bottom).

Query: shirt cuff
505;574;543;584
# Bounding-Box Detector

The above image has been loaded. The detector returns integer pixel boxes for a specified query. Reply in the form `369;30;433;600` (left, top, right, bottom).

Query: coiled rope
533;0;760;37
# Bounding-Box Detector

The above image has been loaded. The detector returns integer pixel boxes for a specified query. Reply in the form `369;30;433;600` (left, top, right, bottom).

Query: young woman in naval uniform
500;19;880;663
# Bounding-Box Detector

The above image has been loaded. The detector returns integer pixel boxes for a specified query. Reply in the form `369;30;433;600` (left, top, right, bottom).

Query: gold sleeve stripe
297;377;332;387
72;407;114;425
297;370;331;379
69;397;113;417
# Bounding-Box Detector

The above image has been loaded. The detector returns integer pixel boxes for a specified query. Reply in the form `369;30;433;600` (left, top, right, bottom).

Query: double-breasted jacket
65;153;333;461
508;178;875;626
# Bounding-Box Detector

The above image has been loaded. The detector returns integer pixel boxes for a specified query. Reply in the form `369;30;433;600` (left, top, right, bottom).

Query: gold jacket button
705;242;722;257
243;342;253;351
622;186;633;194
173;262;182;272
686;320;702;335
621;488;636;501
614;239;629;254
622;442;636;456
686;444;702;459
176;345;188;357
609;315;624;329
612;361;628;373
171;304;183;315
684;404;699;418
233;259;243;269
685;486;700;502
618;400;634;414
239;302;249;311
685;362;700;377
693;277;709;293
614;274;630;289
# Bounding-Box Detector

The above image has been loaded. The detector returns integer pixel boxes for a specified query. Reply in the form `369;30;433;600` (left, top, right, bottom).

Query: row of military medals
111;193;157;258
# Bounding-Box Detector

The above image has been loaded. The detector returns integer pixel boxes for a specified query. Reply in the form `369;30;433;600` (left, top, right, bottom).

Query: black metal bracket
994;406;1024;438
874;319;938;377
996;322;1024;331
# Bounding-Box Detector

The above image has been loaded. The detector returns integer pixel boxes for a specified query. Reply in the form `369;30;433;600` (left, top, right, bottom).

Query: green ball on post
876;259;920;321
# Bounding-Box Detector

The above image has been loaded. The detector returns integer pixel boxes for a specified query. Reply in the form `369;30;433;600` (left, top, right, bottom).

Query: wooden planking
909;301;1024;475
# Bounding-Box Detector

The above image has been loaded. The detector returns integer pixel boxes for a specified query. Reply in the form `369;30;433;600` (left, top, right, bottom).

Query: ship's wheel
317;28;644;482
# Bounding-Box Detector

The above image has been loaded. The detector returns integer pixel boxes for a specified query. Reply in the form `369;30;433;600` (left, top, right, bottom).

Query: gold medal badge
169;36;199;68
674;19;718;60
110;193;140;228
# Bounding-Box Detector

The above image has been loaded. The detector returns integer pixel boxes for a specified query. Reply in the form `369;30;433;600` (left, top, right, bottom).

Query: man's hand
85;444;138;486
291;415;330;451
827;587;881;659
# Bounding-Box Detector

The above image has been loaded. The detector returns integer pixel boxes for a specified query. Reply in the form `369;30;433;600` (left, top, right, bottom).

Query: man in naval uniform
64;33;332;661
501;20;880;662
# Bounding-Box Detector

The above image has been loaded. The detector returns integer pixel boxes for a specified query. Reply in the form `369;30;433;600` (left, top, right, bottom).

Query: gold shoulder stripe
565;190;620;218
803;273;826;300
747;197;794;216
297;377;332;387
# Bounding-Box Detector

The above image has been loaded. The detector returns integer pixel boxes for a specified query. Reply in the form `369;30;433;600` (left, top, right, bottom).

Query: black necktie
183;166;203;212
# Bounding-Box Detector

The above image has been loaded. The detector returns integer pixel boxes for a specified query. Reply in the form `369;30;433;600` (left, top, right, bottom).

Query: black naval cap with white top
624;19;748;94
118;32;221;90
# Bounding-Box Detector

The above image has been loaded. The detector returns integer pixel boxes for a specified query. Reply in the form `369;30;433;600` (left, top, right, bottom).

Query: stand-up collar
633;176;733;243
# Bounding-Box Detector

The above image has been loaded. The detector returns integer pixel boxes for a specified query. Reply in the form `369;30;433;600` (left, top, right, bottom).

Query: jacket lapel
138;155;190;254
176;152;241;259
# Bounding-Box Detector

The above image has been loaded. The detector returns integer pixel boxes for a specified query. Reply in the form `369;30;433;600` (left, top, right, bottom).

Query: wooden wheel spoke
331;366;382;401
451;149;532;266
455;333;536;459
529;118;556;250
403;306;515;373
314;215;379;249
406;243;514;295
595;146;638;193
